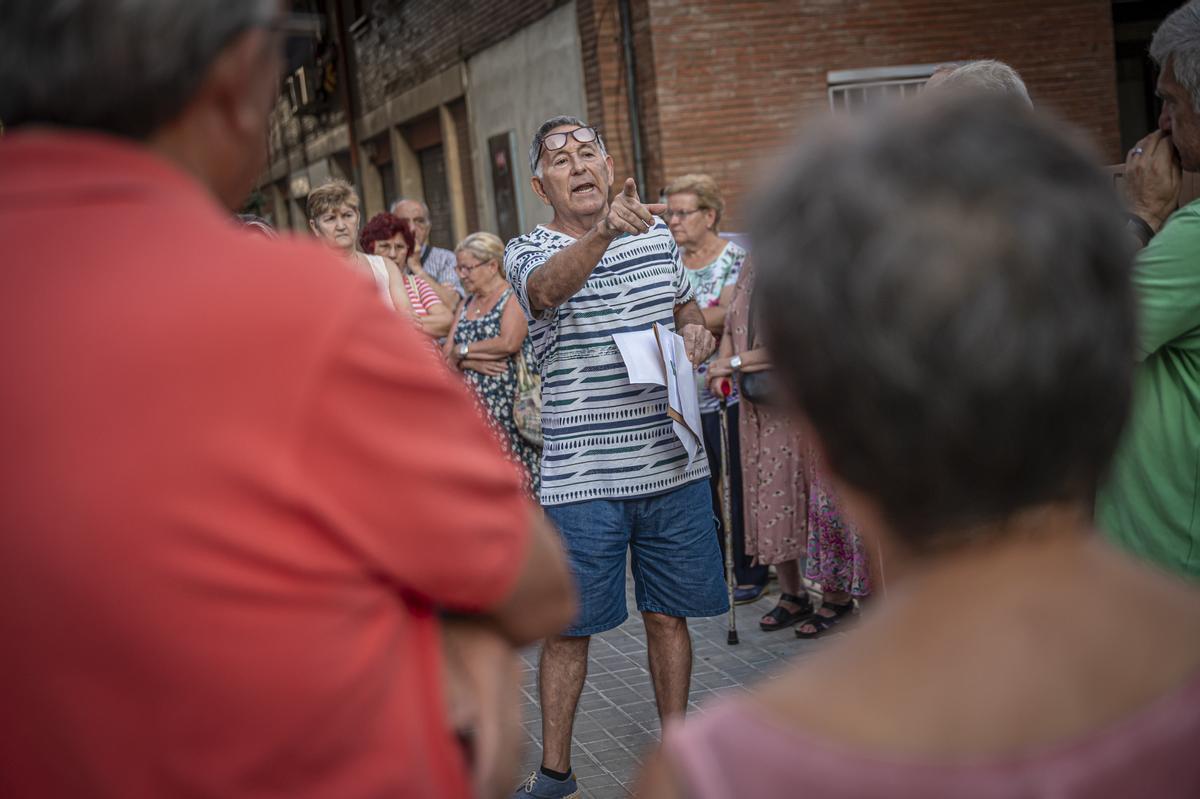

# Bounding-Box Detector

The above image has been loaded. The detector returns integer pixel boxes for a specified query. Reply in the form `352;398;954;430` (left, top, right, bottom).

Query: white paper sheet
657;324;704;469
612;325;705;469
612;329;667;386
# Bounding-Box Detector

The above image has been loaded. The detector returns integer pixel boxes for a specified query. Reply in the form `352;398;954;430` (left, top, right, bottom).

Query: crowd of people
3;0;1200;797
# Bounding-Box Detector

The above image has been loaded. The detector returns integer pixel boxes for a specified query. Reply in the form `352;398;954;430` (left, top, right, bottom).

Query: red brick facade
580;0;1121;229
267;1;1122;235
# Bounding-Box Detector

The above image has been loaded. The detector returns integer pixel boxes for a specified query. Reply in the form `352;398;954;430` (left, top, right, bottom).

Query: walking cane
718;380;739;645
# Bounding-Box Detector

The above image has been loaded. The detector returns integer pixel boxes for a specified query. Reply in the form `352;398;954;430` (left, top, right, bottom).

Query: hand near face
406;252;423;275
601;178;668;237
1125;130;1181;232
680;323;717;366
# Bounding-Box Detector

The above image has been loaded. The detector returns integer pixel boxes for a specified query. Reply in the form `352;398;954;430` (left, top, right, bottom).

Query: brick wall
642;0;1121;229
577;0;667;199
352;0;569;114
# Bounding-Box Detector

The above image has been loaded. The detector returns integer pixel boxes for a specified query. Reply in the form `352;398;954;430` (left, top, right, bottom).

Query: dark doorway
419;144;453;251
489;131;521;243
1112;0;1177;152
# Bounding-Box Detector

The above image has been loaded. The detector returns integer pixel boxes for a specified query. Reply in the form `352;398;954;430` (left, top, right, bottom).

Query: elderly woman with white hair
924;59;1033;107
665;173;772;608
444;232;540;495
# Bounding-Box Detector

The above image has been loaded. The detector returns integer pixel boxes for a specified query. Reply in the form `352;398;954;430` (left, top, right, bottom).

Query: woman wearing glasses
664;174;773;611
359;211;453;339
444;232;540;496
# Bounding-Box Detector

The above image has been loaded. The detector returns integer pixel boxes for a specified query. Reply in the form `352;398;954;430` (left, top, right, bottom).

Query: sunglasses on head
538;126;600;160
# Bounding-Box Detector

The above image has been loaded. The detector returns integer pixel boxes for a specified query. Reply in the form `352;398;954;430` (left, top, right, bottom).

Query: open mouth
571;182;597;196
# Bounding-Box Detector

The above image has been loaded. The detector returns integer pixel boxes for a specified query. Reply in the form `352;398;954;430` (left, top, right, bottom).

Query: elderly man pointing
506;116;729;798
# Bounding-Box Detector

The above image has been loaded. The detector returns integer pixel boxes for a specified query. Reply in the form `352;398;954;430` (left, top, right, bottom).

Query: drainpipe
618;0;647;192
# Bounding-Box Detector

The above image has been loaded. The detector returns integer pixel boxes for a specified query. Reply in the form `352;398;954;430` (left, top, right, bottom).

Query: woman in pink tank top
639;96;1200;798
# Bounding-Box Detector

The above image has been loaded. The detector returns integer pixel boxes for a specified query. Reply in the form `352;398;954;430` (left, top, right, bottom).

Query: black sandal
758;593;814;632
794;600;855;639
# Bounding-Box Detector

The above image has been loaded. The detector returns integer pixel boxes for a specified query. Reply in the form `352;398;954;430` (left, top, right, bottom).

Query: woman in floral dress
796;456;872;638
444;232;540;496
665;173;771;603
710;256;871;636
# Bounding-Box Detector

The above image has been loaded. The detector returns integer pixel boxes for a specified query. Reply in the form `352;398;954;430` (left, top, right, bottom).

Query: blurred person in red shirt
0;2;575;797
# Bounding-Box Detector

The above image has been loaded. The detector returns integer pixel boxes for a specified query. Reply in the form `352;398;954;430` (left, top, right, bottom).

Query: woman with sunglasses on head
359;211;453;339
444;232;539;496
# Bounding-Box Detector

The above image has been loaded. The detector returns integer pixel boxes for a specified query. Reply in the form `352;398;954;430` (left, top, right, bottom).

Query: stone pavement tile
573;725;613;744
579;734;626;755
579;777;629;799
516;576;832;792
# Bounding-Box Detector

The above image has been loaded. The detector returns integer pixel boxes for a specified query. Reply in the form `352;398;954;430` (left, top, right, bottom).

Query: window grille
827;65;940;111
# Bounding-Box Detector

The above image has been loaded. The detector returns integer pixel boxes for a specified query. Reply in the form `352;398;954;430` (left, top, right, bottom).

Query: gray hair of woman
1150;0;1200;110
931;60;1032;108
455;232;506;278
752;95;1135;551
663;173;726;231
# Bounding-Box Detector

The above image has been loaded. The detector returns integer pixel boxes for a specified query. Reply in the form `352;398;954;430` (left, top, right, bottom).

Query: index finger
645;203;667;216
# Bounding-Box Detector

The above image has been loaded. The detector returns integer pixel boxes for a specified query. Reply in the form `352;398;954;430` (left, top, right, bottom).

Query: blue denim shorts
544;479;730;636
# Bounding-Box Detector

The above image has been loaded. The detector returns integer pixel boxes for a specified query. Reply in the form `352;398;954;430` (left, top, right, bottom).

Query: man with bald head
390;197;464;306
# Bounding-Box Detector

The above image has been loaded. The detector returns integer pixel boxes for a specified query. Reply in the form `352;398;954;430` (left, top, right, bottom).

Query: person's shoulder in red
0;130;544;798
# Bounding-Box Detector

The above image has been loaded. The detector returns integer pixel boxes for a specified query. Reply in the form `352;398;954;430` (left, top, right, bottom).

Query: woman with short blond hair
444;232;539;495
306;179;405;311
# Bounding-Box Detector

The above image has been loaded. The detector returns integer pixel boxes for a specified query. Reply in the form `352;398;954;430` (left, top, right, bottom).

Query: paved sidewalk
515;578;835;798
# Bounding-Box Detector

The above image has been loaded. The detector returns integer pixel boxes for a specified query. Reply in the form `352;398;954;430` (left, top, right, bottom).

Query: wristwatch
457;343;469;359
1126;213;1155;247
729;354;743;371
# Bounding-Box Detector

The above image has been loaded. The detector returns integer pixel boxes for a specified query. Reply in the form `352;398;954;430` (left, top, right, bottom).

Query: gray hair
389;198;431;216
753;96;1134;548
936;60;1033;108
1150;0;1200;110
529;115;608;178
0;0;276;138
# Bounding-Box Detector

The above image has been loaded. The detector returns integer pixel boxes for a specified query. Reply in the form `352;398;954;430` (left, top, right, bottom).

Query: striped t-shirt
401;274;441;316
506;219;710;506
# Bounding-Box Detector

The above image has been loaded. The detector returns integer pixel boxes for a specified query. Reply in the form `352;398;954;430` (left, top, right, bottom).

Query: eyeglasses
455;260;492;275
665;208;705;220
538;127;599;161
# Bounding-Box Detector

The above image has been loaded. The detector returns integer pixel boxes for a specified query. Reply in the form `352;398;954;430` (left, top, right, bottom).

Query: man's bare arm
526;226;614;313
527;178;667;313
674;299;705;329
674;300;717;365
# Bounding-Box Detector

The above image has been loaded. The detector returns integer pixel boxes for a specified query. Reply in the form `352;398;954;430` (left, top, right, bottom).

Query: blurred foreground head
0;0;283;207
754;97;1135;552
